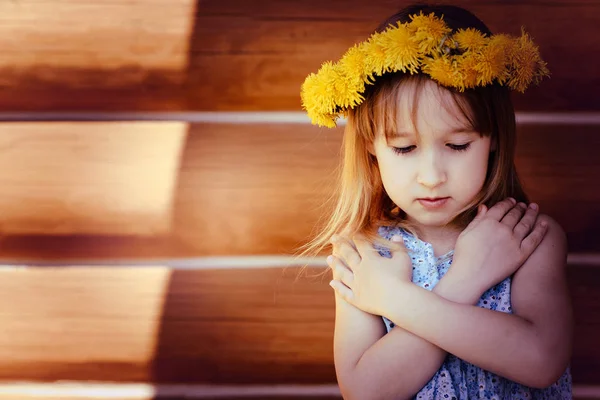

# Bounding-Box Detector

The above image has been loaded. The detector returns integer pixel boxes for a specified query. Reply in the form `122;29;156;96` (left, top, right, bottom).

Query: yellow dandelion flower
533;59;550;84
378;22;421;73
363;31;389;78
301;73;325;115
507;29;549;92
410;12;452;53
487;34;515;84
453;28;487;51
490;34;515;57
300;62;339;115
308;110;338;128
474;41;507;85
339;43;368;87
422;55;457;88
333;63;365;109
456;52;480;89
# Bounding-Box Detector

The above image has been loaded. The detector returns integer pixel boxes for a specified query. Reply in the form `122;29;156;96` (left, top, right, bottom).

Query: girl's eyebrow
388;127;476;137
447;127;477;135
388;131;413;138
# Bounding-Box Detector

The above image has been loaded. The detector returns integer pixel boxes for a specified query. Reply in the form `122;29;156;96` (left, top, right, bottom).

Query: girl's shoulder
512;213;567;280
534;214;567;257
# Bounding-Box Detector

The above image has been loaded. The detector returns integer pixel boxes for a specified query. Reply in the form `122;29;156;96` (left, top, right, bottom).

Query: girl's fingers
462;204;487;234
331;235;361;268
327;255;354;287
500;202;527;229
513;203;539;241
473;204;487;221
520;219;548;256
329;279;354;303
484;197;517;221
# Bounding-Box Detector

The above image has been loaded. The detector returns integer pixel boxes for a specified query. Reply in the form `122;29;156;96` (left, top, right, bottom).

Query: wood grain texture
173;123;343;257
0;235;196;263
0;121;595;262
0;266;335;383
0;0;195;71
515;124;600;252
0;122;187;236
188;0;600;112
0;1;595;112
173;123;600;256
0;0;196;111
568;265;600;384
0;265;594;385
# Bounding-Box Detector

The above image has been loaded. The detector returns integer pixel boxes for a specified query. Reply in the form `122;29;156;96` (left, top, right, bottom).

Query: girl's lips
417;197;450;209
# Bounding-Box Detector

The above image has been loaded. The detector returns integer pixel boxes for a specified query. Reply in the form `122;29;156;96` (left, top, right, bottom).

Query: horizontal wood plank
0;121;595;262
0;264;594;384
188;0;600;112
0;0;194;71
0;235;196;263
0;122;187;236
0;266;335;383
0;1;596;112
0;0;195;111
173;122;342;257
173;123;600;256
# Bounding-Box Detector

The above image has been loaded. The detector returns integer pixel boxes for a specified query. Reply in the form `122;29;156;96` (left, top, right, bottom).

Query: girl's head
297;4;542;257
350;5;528;236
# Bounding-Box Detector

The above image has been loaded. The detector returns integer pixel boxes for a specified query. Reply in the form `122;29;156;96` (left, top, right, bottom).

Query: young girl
298;4;572;399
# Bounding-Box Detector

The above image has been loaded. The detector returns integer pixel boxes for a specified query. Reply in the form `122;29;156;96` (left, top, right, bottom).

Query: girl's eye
447;143;471;151
392;145;416;155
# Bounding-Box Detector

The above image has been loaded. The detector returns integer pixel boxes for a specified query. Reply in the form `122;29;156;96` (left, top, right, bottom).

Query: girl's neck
411;223;462;258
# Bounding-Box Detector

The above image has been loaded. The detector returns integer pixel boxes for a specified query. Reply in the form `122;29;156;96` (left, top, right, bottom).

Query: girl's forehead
392;79;473;135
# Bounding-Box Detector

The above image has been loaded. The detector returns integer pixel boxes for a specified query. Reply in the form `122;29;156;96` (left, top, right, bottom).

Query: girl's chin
407;211;456;227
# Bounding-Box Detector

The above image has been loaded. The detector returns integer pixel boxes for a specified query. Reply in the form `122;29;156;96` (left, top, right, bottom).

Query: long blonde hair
294;5;529;261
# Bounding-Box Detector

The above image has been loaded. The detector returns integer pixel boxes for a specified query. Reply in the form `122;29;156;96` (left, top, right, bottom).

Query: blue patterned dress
377;226;572;399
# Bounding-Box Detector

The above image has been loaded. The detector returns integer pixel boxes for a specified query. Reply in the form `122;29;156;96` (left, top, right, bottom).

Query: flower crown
300;12;550;128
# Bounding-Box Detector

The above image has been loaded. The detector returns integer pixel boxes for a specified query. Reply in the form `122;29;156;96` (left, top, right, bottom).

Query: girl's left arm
381;215;573;389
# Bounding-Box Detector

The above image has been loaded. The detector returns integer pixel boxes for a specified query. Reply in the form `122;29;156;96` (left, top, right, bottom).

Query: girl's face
369;79;492;229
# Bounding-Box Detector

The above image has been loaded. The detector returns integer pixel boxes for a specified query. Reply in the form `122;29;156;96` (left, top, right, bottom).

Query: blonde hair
294;5;530;262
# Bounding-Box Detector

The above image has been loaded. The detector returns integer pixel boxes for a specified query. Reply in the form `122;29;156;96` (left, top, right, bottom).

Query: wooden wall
0;0;598;399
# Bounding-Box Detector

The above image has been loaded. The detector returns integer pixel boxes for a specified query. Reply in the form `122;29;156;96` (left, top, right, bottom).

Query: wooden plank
0;235;196;263
516;124;600;252
0;122;187;236
173;123;600;256
0;1;596;112
0;86;188;112
173;122;342;256
0;0;195;111
568;265;600;384
188;0;600;111
0;264;594;385
0;383;345;400
0;266;335;383
0;121;594;262
0;0;194;71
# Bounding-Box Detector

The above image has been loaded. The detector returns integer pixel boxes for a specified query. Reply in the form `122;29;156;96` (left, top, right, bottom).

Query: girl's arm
332;199;549;399
333;270;483;400
375;215;572;388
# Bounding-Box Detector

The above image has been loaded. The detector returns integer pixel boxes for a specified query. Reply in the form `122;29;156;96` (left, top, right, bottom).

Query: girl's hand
327;233;411;316
451;197;549;297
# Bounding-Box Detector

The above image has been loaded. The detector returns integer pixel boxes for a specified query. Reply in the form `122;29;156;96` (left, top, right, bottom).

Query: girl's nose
416;154;447;188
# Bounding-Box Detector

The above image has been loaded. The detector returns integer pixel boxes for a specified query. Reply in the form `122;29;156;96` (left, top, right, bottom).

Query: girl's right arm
334;270;482;400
